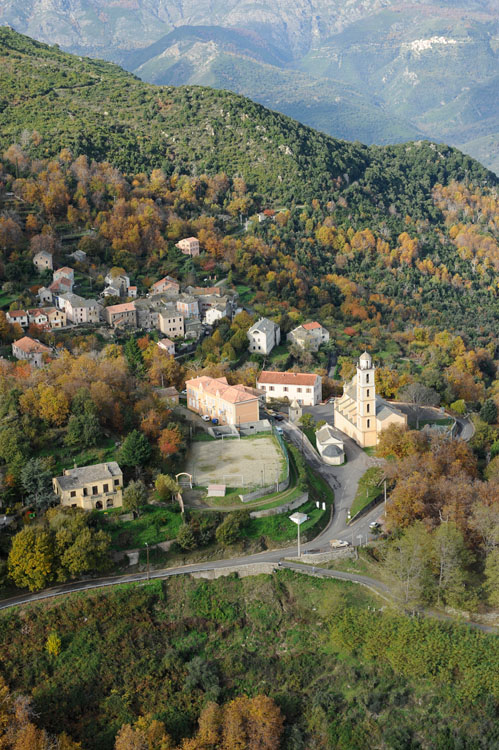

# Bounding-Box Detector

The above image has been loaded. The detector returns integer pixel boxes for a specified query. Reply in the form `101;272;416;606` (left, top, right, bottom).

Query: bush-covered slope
0;27;495;210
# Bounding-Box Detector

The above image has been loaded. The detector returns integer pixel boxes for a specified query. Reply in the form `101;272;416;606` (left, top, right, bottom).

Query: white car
329;539;350;548
275;426;284;435
202;415;211;422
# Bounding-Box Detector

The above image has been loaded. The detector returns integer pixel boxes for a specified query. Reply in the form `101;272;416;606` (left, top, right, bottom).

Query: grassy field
350;467;385;518
235;284;255;304
99;505;183;550
241;498;325;543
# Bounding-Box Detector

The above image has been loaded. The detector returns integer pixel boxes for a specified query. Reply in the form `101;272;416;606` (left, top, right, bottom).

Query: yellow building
186;376;259;426
53;462;123;510
334;352;407;447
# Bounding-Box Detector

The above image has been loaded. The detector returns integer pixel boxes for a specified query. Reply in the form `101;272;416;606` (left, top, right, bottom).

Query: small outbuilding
315;424;345;465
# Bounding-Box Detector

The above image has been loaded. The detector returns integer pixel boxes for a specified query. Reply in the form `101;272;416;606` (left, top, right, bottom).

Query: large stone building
186;376;260;426
247;318;281;355
176;237;200;256
334;352;407;447
256;371;322;406
53;462;123;510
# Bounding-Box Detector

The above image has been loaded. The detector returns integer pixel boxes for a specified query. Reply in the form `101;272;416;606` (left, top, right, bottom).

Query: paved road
282;408;380;547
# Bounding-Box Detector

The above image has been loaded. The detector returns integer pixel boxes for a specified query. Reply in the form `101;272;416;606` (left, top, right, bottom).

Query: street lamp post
289;512;308;558
145;542;150;580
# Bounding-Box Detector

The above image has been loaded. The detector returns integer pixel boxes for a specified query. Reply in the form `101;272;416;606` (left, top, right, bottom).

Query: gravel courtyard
185;436;285;488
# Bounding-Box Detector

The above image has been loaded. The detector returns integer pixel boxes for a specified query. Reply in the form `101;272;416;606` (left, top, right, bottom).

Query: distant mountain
1;0;498;173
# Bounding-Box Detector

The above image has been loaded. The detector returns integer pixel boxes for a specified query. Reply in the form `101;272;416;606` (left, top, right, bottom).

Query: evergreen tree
119;430;151;474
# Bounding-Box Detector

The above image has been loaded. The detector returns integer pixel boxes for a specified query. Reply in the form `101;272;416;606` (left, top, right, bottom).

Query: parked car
202;415;211;422
369;522;381;530
274;414;284;421
211;418;219;425
275;426;284;435
329;539;350;548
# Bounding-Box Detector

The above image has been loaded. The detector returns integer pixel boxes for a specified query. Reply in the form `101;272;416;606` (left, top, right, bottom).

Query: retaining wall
240;475;290;503
296;548;355;564
191;562;277;580
249;492;308;518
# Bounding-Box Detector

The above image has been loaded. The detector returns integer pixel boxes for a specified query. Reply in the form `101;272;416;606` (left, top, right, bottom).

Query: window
307;388;311;393
92;486;98;495
367;389;370;397
367;403;370;413
83;488;88;496
270;386;275;391
297;388;302;393
103;483;109;493
283;387;288;392
366;374;370;383
70;491;76;498
114;479;120;486
367;419;371;428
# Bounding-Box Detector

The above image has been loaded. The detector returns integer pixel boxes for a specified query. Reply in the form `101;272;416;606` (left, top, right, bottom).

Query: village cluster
7;236;407;515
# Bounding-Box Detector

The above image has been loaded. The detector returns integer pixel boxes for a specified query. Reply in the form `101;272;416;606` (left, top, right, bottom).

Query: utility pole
145;542;150;580
384;479;387;512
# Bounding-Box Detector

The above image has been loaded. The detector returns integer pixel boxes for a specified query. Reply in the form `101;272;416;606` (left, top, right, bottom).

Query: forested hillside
0;572;498;749
0;27;495;209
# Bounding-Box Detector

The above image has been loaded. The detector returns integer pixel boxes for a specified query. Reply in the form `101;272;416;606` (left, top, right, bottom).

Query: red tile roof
186;376;258;404
106;302;136;314
13;336;51;354
302;322;322;330
257;371;320;386
8;310;27;318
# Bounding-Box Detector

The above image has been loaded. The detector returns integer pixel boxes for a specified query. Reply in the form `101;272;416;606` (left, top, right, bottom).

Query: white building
59;293;100;324
247;318;281;355
315;424;345;465
12;336;51;367
6;310;28;328
158;338;175;356
256;371;322;406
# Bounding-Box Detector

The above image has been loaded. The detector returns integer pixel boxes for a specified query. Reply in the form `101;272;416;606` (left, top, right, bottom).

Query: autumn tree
123;480;148;513
158;425;183;458
382;522;433;606
8;526;56;591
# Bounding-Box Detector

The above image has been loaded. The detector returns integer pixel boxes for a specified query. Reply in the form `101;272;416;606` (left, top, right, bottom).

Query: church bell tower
356;352;376;437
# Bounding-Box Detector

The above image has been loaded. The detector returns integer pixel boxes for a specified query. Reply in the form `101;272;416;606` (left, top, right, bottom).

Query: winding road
0;408;489;635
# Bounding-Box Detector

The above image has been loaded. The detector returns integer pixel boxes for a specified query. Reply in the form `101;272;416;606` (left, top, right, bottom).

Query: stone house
12;336;51;367
104;301;137;328
53;462;123;510
33;250;53;272
175;237;200;256
287;321;329;352
247;318;281;355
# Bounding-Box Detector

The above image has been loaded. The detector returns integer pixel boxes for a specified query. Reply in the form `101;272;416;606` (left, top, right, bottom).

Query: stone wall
240;475;290;503
191;562;277;580
249;492;308;518
296;547;355;564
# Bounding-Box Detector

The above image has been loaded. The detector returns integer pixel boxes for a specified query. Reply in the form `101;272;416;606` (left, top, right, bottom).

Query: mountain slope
1;0;497;172
0;27;495;213
127;26;420;145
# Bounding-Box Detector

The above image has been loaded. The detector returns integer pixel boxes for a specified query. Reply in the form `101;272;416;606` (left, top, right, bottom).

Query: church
334;352;407;447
